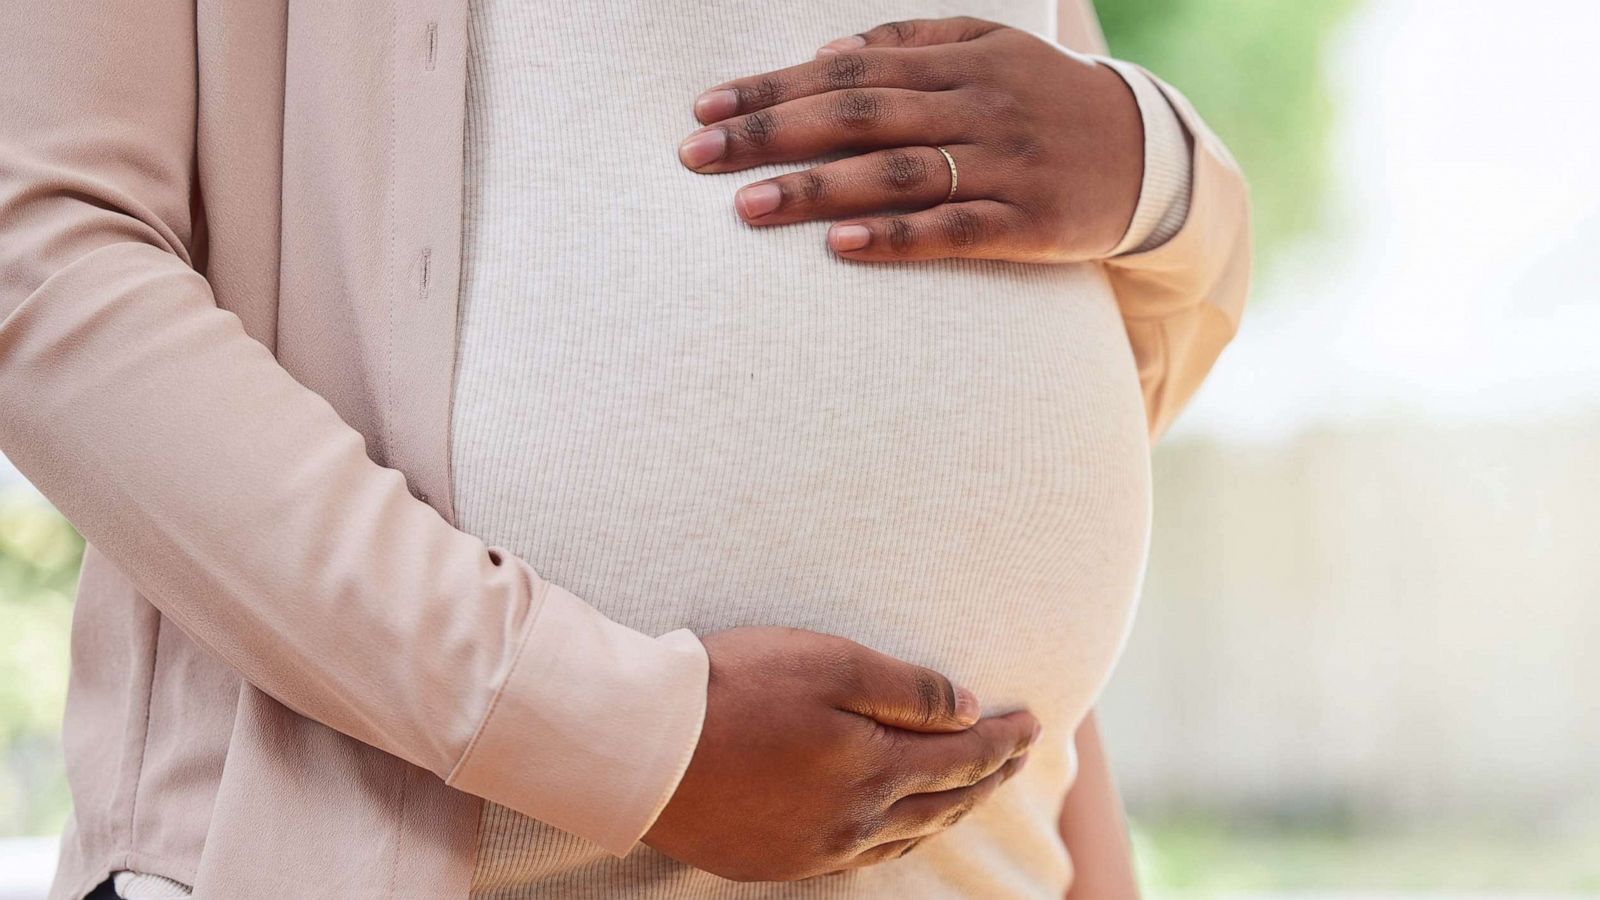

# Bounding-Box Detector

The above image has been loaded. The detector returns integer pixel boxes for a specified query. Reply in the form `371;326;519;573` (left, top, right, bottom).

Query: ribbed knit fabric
452;1;1164;897
1100;57;1193;256
108;873;191;900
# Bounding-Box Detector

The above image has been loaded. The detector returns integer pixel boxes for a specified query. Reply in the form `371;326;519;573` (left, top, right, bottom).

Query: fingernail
1029;721;1043;744
829;224;871;252
1009;753;1030;778
816;35;866;56
678;129;727;169
736;183;783;220
694;89;738;122
953;686;980;724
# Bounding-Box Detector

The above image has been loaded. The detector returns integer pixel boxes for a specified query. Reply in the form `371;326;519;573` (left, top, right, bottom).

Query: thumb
817;17;1004;56
831;643;982;733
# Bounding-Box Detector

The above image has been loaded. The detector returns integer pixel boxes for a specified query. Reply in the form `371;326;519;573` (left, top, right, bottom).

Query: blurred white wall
1105;422;1600;825
1100;0;1600;829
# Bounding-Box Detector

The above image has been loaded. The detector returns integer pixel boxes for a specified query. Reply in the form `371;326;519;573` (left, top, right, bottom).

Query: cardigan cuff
446;580;709;857
1095;56;1195;257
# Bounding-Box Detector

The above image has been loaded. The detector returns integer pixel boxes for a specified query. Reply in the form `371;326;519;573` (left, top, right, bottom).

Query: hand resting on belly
645;12;1147;883
643;626;1039;882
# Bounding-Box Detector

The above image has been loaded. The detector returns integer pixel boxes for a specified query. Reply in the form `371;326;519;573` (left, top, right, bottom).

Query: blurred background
3;0;1598;896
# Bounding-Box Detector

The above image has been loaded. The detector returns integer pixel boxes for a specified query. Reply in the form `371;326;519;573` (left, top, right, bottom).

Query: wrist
1078;56;1147;257
1092;57;1195;257
446;581;709;857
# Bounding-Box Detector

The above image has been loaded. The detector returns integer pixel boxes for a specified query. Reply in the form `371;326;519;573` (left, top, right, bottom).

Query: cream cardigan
0;1;1249;897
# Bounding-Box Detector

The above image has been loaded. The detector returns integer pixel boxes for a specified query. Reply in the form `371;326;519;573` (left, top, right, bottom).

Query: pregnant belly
452;252;1151;896
450;253;1151;721
452;1;1146;889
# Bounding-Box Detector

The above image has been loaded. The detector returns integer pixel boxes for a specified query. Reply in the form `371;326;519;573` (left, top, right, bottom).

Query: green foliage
1097;0;1360;266
1133;817;1600;892
0;487;81;836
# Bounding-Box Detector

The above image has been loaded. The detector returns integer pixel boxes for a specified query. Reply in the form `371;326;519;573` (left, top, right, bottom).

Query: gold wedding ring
935;145;958;203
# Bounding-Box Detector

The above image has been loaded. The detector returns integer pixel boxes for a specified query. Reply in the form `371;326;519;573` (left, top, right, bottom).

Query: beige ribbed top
450;1;1180;897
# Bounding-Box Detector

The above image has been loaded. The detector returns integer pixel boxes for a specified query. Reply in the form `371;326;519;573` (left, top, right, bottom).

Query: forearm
1058;709;1141;899
0;0;706;856
0;240;708;858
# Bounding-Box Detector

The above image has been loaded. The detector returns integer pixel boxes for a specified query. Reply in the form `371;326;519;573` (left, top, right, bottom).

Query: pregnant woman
1;1;1248;899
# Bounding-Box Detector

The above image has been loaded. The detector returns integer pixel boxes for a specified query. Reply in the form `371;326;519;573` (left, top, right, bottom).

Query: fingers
895;708;1040;795
818;17;1005;56
690;17;1008;127
823;710;1038;876
680;88;969;174
734;144;990;226
842;835;926;869
829;642;980;733
881;753;1029;841
826;200;1038;262
842;745;1030;872
692;47;962;126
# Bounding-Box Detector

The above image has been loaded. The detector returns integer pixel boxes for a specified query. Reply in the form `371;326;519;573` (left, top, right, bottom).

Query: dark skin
648;14;1146;884
677;16;1144;263
644;627;1039;882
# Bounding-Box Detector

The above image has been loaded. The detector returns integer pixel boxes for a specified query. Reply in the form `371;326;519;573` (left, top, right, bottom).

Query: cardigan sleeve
1102;68;1252;440
1056;2;1253;440
0;0;704;857
1098;57;1195;258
